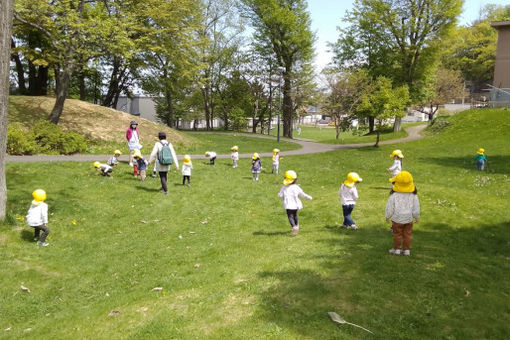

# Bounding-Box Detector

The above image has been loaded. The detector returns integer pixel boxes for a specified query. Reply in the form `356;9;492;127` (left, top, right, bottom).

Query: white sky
308;0;510;72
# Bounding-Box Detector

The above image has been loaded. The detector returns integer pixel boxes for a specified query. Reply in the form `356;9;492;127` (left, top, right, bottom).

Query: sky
308;0;510;71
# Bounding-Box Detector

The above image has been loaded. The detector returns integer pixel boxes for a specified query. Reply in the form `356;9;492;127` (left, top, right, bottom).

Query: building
491;21;510;106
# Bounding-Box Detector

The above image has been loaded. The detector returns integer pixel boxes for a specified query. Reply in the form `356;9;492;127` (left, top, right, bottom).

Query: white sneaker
389;248;401;255
403;250;411;256
37;241;49;247
347;225;358;230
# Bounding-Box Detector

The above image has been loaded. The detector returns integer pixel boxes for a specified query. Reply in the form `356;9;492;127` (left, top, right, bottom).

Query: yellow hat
477;148;485;155
344;172;362;187
183;155;191;163
390;149;404;158
114;150;121;155
283;170;297;186
133;149;142;158
252;153;260;160
231;146;238;151
32;189;47;203
273;148;280;154
93;161;101;168
389;171;415;193
204;151;209;156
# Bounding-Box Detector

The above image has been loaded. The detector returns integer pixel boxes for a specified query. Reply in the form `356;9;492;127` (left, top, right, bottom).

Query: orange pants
392;221;413;250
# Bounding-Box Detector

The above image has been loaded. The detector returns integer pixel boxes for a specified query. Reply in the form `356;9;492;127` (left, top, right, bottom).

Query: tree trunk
368;116;375;133
335;121;340;139
0;0;14;220
48;67;71;124
36;66;48;95
374;130;380;147
164;89;174;128
282;72;293;138
202;85;211;130
78;72;86;101
11;38;27;94
393;117;402;132
102;57;126;108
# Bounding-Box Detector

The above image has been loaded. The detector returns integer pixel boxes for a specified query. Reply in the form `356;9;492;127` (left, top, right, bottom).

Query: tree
1;0;14;220
356;76;409;146
322;69;370;139
242;0;315;138
332;0;462;131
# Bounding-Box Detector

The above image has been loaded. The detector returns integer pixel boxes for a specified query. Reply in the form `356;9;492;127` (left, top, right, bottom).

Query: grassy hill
1;108;509;339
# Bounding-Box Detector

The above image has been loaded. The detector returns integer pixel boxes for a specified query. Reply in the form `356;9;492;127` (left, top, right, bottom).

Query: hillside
8;96;193;146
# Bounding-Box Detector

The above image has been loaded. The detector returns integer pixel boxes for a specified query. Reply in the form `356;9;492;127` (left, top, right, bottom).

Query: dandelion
72;220;77;226
16;216;25;222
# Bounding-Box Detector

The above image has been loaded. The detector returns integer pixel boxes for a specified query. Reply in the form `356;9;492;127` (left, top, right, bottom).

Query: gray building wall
116;96;158;123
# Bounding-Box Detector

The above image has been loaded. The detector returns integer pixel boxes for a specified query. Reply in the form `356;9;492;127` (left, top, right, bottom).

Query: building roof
491;21;510;28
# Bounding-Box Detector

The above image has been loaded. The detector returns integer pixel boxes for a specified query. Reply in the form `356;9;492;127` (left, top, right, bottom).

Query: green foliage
228;107;248;132
7;121;87;155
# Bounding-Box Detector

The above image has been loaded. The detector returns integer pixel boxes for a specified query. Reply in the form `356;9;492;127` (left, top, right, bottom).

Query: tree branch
13;12;53;40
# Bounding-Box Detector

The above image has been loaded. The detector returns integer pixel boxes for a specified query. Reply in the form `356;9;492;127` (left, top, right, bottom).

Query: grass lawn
1;109;509;339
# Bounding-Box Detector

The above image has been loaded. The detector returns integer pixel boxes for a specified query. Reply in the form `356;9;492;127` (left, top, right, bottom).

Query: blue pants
477;160;485;171
342;205;355;226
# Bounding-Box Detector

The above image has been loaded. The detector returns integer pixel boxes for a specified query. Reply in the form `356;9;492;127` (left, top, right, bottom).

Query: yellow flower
72;220;77;225
16;216;25;221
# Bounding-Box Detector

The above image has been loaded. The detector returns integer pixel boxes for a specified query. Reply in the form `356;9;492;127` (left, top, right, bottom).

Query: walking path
5;125;427;163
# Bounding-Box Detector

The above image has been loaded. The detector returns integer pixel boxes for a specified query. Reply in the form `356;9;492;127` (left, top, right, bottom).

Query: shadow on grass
136;186;161;193
253;230;289;236
420;155;510;174
20;229;35;242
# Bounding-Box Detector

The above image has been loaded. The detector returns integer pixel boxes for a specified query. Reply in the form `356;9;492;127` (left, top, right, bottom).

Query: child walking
272;148;281;174
278;170;313;236
107;150;121;167
182;154;193;186
339;172;362;230
205;151;217;165
475;148;487;171
93;161;113;177
231;146;239;168
133;150;148;182
26;189;50;246
251;153;262;181
387;149;403;176
385;171;420;256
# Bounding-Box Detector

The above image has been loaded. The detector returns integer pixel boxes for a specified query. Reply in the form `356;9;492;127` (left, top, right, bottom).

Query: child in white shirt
339;172;362;230
93;161;113;177
388;149;404;176
272;148;282;174
182;155;193;186
107;150;121;167
278;170;313;236
205;151;217;165
26;189;50;246
231;146;239;168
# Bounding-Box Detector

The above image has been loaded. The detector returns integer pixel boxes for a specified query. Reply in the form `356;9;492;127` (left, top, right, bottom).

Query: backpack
158;142;173;165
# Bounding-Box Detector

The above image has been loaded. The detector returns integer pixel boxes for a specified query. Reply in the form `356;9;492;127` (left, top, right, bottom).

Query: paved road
5;125;427;163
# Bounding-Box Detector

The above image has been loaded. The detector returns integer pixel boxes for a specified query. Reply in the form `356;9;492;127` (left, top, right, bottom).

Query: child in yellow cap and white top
26;189;50;246
272;148;281;174
339;172;362;230
278;170;313;236
205;151;217;165
387;150;404;176
385;171;420;256
231;146;239;168
182;155;193;186
251;153;262;181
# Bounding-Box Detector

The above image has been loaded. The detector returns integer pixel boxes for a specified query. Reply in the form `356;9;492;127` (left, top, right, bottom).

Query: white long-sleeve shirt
208;152;217;159
149;139;179;171
339;184;359;205
231;151;239;161
26;202;48;226
278;184;312;210
181;163;193;176
388;159;402;176
385;192;420;224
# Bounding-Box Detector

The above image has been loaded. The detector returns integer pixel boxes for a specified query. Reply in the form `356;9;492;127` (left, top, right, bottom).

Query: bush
6;124;37;155
6;121;87;155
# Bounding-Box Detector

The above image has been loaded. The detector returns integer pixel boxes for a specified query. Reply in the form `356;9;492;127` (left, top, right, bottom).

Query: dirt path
5;125;427;163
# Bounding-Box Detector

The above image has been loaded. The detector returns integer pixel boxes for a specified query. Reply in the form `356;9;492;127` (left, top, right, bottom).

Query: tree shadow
420;155;510;174
252;230;289;236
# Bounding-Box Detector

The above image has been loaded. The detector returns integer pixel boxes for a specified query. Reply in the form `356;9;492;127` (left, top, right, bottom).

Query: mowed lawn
1;109;509;339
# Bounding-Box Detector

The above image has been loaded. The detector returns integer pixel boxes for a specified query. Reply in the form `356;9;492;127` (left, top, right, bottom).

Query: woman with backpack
149;132;179;195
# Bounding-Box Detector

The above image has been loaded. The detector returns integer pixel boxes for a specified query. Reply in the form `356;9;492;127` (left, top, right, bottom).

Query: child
272;148;282;174
26;189;50;246
182;154;193;186
231;146;239;168
205;151;217;165
107;150;121;167
387;149;403;176
475;148;486;171
93;161;113;177
133;150;148;182
251;153;262;181
385;171;420;256
339;172;362;230
277;170;313;236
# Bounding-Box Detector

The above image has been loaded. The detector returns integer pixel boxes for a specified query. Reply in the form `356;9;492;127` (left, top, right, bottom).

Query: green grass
1;108;509;339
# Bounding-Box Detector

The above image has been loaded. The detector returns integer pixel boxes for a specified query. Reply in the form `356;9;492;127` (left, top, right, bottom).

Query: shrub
6;124;37;155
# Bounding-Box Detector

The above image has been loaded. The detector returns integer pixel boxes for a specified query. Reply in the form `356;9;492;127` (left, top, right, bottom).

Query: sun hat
252;153;260;160
204;151;209;156
183;155;191;164
133;149;142;158
130;120;138;126
231;146;238;151
32;189;47;204
114;150;121;155
390;149;404;158
93;161;101;168
273;148;280;154
344;172;362;187
389;171;415;193
283;170;297;186
477;148;485;155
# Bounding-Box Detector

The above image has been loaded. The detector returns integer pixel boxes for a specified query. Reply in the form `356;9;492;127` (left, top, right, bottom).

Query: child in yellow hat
26;189;50;246
272;148;282;174
251;153;262;181
133;149;148;182
278;170;313;236
231;146;239;168
339;172;362;230
475;148;486;171
385;171;420;256
182;155;193;186
205;151;217;165
387;149;404;176
107;150;121;167
93;161;113;177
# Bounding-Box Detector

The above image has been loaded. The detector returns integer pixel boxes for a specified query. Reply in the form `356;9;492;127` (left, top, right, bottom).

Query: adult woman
126;120;142;176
